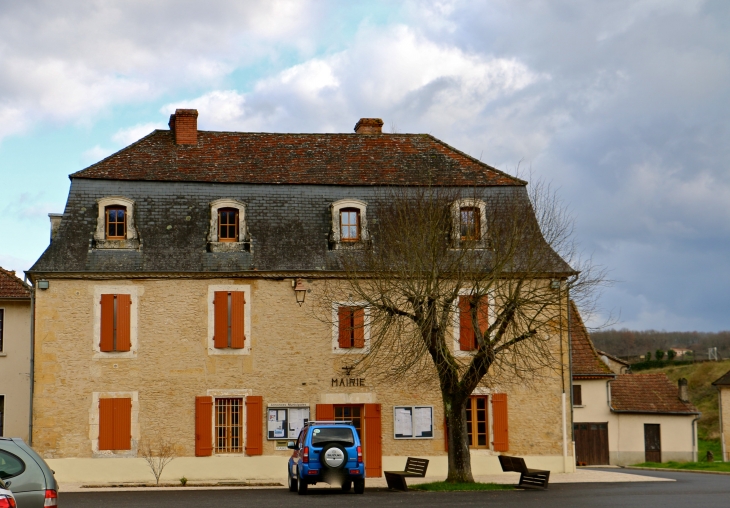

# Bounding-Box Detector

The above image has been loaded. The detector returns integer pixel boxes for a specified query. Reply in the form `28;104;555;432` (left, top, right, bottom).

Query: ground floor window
466;396;489;448
216;398;243;453
98;397;132;451
334;405;362;438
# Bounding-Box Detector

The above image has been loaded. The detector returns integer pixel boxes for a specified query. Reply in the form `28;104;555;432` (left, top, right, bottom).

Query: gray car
0;438;58;507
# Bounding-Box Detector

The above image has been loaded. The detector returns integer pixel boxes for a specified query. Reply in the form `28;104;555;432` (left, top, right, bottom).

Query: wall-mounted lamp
292;278;307;306
37;280;49;290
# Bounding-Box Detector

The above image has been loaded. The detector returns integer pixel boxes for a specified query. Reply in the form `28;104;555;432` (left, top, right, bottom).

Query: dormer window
93;197;139;249
340;208;360;242
330;199;368;249
460;207;480;241
218;208;239;242
106;207;127;240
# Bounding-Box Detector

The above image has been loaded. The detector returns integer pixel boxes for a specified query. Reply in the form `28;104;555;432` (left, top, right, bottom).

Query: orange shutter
98;398;115;450
316;404;334;420
477;296;489;337
195;396;213;456
338;306;351;349
245;396;263;456
458;296;475;351
214;291;229;348
112;398;132;450
492;393;509;452
353;307;365;348
116;294;132;352
364;404;382;477
230;291;245;349
100;294;115;352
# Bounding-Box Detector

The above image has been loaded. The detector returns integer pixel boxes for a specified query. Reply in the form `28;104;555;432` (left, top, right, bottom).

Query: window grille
216;398;243;453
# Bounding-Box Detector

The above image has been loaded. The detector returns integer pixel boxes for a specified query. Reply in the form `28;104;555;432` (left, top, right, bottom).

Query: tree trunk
444;395;474;483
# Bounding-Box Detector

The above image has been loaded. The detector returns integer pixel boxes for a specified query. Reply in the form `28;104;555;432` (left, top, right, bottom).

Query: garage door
574;422;609;465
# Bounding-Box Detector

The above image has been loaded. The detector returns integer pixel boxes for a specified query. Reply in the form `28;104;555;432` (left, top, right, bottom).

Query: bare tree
317;182;605;483
139;433;178;485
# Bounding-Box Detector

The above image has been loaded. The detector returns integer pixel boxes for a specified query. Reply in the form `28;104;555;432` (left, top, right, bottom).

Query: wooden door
644;424;661;463
574;422;609;465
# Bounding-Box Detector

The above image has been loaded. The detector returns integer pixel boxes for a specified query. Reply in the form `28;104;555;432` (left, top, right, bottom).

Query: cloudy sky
0;0;728;331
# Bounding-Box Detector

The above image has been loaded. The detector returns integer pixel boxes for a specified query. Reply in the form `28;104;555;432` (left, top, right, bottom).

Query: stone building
570;301;699;465
28;110;576;483
0;267;31;440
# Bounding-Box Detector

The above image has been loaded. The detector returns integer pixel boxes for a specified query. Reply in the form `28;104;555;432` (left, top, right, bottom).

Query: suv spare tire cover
321;444;347;470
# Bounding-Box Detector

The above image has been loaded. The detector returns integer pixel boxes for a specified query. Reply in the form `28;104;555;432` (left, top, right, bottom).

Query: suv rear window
0;450;25;479
311;428;355;446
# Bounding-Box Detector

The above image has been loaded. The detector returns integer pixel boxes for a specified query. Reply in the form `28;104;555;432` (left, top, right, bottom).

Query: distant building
671;347;692;358
0;267;31;440
570;301;699;465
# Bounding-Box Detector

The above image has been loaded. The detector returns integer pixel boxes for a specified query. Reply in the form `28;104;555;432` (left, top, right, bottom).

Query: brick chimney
168;109;199;145
354;118;384;134
678;378;689;402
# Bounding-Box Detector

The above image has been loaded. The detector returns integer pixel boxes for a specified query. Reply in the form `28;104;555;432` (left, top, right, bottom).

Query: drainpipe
607;378;617;465
25;274;35;446
691;416;701;463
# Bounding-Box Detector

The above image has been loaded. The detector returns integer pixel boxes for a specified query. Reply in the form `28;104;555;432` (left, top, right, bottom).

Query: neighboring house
27;110;576;483
712;370;730;461
570;301;699;465
671;347;692;358
0;267;31;440
597;350;630;375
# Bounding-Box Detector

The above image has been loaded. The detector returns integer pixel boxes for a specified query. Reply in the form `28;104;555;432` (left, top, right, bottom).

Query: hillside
592;329;730;361
638;359;730;441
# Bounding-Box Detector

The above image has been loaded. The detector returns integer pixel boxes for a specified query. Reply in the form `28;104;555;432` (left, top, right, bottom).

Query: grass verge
410;481;514;492
631;461;730;473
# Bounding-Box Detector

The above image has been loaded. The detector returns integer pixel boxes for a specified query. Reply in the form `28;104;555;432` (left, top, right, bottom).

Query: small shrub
180;476;188;486
655;349;665;361
667;350;677;361
646;351;652;361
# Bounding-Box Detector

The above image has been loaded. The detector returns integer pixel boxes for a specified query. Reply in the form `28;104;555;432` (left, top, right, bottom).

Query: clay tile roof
0;267;31;299
712;370;730;387
70;130;525;186
610;374;699;414
570;300;613;378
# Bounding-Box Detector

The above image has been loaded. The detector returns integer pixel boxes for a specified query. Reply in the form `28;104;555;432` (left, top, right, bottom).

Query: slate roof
610;374;699;414
570;300;614;378
71;130;524;186
0;267;31;298
712;370;730;387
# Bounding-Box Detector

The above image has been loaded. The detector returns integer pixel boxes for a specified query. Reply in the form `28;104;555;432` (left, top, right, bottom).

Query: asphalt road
60;469;730;508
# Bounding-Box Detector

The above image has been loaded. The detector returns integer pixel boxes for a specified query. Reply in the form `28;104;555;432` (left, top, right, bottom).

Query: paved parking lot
59;469;730;508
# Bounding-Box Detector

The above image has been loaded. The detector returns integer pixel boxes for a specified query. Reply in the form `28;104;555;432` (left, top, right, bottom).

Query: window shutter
213;291;228;348
98;398;115;450
100;294;115;352
230;291;246;349
195;396;213;456
245;396;263;456
492;393;509;452
112;398;132;450
337;306;351;349
363;404;382;477
316;404;334;420
353;307;365;348
116;294;132;352
458;296;475;351
477;296;489;337
573;385;582;406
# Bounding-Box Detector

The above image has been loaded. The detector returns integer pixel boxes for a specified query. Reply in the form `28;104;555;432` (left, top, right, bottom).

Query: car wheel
297;477;308;495
354;478;365;494
320;443;348;472
341;480;352;492
288;467;298;492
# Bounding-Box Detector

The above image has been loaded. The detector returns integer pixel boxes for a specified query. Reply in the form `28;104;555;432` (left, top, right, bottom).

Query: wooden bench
384;457;429;491
498;455;550;489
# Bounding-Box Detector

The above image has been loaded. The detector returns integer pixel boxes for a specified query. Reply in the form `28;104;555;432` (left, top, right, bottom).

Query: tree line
591;329;730;361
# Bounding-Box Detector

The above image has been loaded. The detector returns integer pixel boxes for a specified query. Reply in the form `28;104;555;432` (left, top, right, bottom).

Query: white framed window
452;288;494;357
89;391;139;457
93;285;139;359
451;198;487;248
208;199;249;252
207;285;251;356
94;197;139;248
331;301;370;353
330;199;368;249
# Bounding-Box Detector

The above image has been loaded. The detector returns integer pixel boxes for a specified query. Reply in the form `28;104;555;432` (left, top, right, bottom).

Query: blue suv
287;421;365;495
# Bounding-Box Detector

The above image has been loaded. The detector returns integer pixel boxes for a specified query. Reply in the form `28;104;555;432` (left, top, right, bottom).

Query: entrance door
574;422;609;465
319;403;382;477
644;424;661;463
